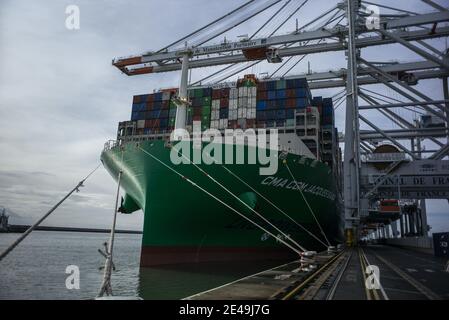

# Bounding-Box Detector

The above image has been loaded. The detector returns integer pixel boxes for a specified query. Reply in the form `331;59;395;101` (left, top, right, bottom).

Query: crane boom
112;11;449;76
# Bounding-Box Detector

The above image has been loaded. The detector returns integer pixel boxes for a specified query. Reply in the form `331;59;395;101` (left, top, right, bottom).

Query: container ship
101;74;343;266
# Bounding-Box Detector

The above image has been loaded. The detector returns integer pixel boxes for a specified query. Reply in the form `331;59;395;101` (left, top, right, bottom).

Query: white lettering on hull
261;176;336;201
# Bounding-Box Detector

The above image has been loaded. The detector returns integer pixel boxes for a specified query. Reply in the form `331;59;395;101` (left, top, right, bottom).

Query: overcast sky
0;0;448;232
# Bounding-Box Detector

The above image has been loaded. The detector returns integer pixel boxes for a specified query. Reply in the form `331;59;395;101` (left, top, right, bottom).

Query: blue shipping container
323;98;333;108
257;100;267;110
276;90;286;99
160;110;169;118
153;101;162;109
286;79;296;89
266;110;276;120
312;96;323;106
286;109;295;119
295;88;308;98
256;111;266;120
268;90;276;100
276;99;286;108
267;100;276;109
160;118;168;127
154;92;163;101
294;78;307;87
296;98;307;108
276;110;286;119
267;81;276;91
219;109;229;119
266;120;275;127
276;119;285;127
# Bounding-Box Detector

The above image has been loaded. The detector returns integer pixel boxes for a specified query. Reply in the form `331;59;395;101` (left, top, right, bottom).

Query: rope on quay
0;164;102;262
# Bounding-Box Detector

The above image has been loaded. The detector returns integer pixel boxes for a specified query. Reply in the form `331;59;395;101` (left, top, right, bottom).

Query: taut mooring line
0;164;102;262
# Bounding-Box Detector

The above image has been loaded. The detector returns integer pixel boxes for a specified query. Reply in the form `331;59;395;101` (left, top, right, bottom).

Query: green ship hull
101;140;341;266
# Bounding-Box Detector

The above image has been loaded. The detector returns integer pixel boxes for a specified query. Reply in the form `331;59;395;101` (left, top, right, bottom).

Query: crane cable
283;160;332;247
138;146;303;255
0;164;102;263
171;144;307;252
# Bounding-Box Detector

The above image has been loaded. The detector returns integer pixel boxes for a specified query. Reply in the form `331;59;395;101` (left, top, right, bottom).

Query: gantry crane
112;0;449;244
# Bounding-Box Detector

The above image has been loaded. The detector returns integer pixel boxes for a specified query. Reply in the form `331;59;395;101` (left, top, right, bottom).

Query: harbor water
0;231;283;300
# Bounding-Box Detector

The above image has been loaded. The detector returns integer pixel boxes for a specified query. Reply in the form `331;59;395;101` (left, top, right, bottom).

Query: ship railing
104;140;118;151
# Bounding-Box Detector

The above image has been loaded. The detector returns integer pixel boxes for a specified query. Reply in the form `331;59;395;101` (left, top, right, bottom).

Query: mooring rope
284;161;332;247
0;164;102;262
172;146;307;252
138;146;303;255
220;165;328;248
98;150;124;297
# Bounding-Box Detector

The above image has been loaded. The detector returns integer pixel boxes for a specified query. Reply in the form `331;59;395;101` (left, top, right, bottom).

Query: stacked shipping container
129;76;332;137
256;78;312;128
131;90;176;135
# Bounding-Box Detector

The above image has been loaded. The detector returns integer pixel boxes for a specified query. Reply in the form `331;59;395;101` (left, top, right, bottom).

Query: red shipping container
133;95;142;104
286;99;296;108
193;107;202;116
256;121;266;128
286;89;296;98
257;82;267;91
212;90;221;99
228;120;237;129
161;100;169;109
220;98;229;108
147;94;154;103
193;115;201;121
220;88;230;98
145;120;153;128
246;119;256;128
146;102;153;110
257;91;268;100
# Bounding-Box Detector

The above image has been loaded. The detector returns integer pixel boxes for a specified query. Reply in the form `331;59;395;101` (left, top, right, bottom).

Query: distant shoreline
2;225;142;234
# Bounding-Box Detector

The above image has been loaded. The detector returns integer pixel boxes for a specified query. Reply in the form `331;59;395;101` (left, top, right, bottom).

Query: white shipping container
250;87;257;97
250;108;256;119
137;120;145;129
212;100;220;110
230;88;239;99
232;99;239;109
229;110;238;120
